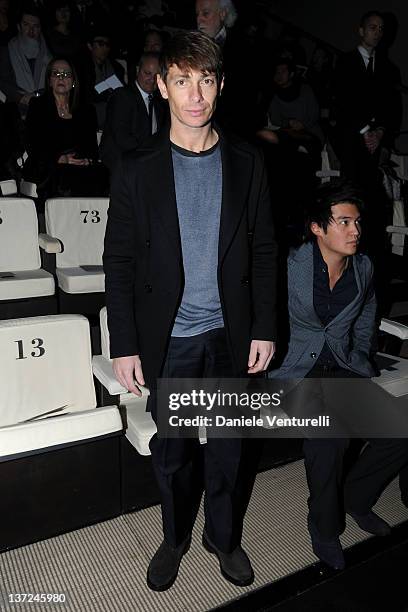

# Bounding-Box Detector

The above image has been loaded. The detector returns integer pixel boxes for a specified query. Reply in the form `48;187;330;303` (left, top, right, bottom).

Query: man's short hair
18;3;41;22
305;178;365;240
160;30;223;87
219;0;238;28
86;26;111;44
273;57;295;75
139;51;160;67
360;10;383;28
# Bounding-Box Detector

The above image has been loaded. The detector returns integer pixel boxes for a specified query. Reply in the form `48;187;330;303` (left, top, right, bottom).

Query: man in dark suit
332;11;396;190
104;30;277;591
78;27;125;129
270;179;408;570
100;52;166;173
332;11;400;309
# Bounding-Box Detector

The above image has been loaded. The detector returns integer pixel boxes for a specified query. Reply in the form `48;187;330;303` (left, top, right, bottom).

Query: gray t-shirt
171;141;224;337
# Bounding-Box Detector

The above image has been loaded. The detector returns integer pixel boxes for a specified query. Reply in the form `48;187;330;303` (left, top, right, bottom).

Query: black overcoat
103;128;277;386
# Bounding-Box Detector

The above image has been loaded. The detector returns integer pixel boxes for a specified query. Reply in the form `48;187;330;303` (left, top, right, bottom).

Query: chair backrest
45;198;109;268
0;314;96;427
0;198;41;272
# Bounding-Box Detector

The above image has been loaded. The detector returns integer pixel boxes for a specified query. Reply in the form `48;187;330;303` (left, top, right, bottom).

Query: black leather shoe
202;532;254;587
348;510;391;536
146;535;191;592
308;517;345;570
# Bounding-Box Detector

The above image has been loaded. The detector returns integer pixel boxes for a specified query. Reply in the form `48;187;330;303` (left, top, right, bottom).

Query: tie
148;94;154;135
367;56;374;76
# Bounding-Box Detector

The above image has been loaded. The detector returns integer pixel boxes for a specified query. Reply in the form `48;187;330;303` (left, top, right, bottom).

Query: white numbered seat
44;197;108;293
0;197;56;318
40;198;108;316
0;314;123;550
0;314;121;451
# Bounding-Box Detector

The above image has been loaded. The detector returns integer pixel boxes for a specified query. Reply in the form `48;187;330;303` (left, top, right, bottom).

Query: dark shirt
313;241;357;368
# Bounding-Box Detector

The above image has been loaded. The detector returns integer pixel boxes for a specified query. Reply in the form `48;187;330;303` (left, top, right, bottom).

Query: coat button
310;352;317;359
145;284;152;293
241;276;249;286
146;240;150;247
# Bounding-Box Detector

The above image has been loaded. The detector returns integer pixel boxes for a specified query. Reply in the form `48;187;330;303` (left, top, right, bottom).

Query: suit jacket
333;48;397;136
103;128;278;386
100;86;166;172
269;242;376;379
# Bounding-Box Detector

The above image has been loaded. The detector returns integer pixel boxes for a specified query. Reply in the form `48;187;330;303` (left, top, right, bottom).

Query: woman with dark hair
45;0;82;58
23;56;108;200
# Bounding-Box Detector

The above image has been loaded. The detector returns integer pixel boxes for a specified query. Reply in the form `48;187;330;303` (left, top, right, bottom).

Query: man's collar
135;80;148;100
214;25;227;46
358;44;375;59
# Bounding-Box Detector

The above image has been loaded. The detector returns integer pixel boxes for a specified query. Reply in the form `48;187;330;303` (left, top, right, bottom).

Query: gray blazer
269;242;377;379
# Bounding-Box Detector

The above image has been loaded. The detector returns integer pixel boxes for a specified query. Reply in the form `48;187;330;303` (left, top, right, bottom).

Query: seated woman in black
23;56;108;200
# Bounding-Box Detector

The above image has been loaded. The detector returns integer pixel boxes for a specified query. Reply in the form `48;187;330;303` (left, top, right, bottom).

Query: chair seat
0;405;122;459
56;267;105;294
125;398;156;456
0;268;55;300
375;353;408;397
0;179;17;195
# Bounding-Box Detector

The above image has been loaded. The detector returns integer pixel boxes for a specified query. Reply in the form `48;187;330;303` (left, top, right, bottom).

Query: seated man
79;27;125;129
257;58;323;164
100;52;166;173
269;178;408;570
0;6;51;118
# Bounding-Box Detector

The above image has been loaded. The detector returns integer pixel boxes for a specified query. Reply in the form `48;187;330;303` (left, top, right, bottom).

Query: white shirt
357;45;375;71
135;81;157;134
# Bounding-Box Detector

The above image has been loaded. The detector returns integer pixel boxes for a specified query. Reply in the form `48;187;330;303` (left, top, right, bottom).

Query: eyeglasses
51;70;73;79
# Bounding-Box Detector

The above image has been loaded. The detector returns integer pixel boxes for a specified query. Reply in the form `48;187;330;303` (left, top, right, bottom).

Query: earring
72;83;75;88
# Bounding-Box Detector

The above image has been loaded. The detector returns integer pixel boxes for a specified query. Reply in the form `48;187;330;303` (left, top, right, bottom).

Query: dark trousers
304;365;408;539
148;328;259;553
304;437;408;539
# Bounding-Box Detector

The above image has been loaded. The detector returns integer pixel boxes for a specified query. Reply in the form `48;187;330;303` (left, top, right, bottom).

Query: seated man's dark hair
19;3;42;22
86;25;111;44
305;178;365;241
360;10;383;28
273;57;296;75
159;30;223;89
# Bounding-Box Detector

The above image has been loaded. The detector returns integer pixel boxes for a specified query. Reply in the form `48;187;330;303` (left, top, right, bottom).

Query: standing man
100;52;166;173
269;179;408;570
332;11;400;311
104;31;277;591
80;28;125;129
332;11;396;188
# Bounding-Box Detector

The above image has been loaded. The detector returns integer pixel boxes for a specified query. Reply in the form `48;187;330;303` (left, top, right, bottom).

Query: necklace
57;106;70;118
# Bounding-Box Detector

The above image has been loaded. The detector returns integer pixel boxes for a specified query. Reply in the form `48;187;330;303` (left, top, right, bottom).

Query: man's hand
58;152;90;166
19;93;34;107
247;340;276;374
112;355;145;396
288;119;305;131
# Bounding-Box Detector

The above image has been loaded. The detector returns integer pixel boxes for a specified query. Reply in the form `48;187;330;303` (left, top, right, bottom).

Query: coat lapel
325;254;364;329
291;243;323;328
142;133;182;260
218;136;253;264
